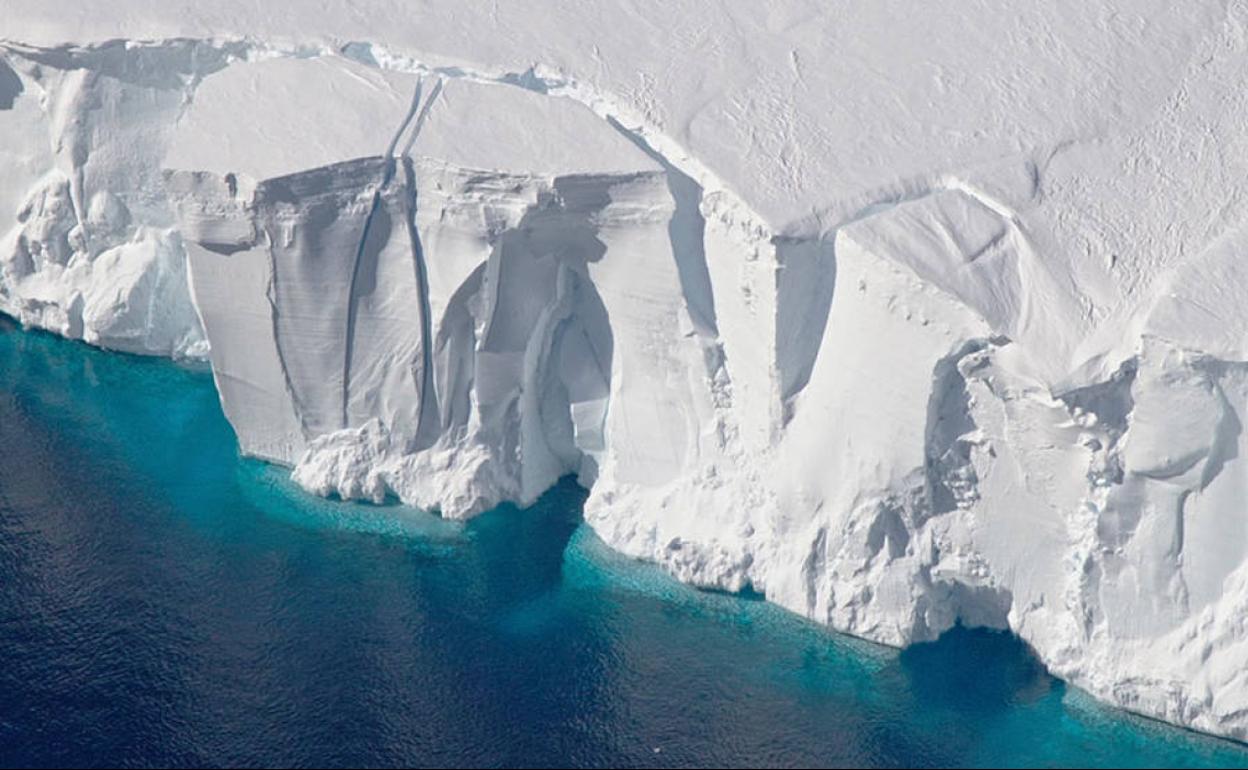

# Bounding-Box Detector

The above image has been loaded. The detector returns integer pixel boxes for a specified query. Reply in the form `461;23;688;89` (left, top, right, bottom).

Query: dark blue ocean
0;318;1245;768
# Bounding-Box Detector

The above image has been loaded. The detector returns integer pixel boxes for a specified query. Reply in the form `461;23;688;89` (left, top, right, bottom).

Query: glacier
5;0;1248;743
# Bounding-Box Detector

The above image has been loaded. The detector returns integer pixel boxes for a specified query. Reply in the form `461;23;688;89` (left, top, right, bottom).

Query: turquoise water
0;317;1245;768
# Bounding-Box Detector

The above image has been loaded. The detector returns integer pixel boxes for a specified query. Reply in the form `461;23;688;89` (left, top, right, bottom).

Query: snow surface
5;0;1248;742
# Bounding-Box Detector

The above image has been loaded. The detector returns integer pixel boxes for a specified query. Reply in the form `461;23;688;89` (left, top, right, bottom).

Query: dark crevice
341;186;390;428
0;57;23;110
401;157;441;451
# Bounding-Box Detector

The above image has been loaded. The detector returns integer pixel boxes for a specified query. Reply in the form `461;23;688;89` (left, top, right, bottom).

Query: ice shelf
5;1;1248;741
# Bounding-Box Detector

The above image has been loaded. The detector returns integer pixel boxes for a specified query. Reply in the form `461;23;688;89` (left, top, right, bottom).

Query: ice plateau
5;0;1248;743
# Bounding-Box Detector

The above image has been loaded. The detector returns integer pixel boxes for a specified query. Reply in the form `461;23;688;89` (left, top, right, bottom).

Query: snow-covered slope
5;0;1248;742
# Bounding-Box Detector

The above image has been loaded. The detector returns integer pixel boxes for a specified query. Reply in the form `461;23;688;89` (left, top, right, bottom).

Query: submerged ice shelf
5;0;1248;743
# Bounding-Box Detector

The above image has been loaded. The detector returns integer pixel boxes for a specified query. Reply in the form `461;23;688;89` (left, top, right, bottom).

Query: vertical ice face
163;57;730;518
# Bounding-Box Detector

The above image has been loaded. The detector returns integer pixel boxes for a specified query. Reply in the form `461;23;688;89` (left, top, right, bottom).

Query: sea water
0;319;1245;768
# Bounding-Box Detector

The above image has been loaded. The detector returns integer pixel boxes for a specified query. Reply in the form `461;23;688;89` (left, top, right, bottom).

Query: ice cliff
5;0;1248;742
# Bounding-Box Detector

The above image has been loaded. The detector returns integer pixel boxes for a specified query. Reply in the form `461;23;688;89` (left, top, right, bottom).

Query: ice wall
3;13;1248;742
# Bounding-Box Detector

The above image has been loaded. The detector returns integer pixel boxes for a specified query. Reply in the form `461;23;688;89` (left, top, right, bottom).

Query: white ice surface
5;0;1248;742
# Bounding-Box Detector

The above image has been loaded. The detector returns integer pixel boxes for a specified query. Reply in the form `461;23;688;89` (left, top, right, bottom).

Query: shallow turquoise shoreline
0;317;1244;767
